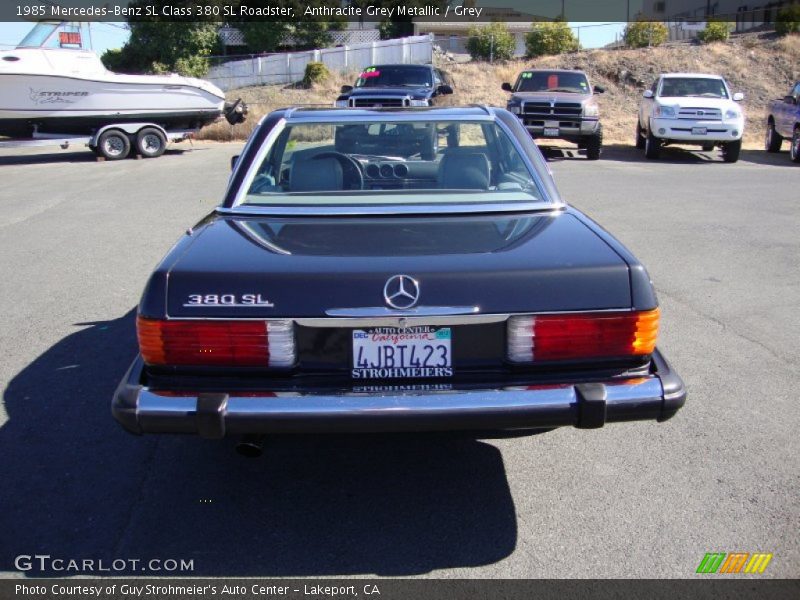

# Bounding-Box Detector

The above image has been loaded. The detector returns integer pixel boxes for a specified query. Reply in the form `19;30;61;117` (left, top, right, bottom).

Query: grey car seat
438;152;490;190
290;157;343;192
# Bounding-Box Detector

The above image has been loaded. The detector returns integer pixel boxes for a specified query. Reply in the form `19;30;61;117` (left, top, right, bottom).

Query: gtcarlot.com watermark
14;554;194;573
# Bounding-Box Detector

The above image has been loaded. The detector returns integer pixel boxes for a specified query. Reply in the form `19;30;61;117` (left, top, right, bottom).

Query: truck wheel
644;130;660;159
765;121;782;153
635;122;646;149
96;129;130;160
722;139;741;163
135;127;167;158
585;126;602;160
791;128;800;163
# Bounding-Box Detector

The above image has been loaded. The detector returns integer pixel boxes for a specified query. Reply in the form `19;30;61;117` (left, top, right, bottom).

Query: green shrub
466;22;516;62
624;20;669;48
776;4;800;35
697;20;732;43
174;55;211;78
302;61;330;87
525;19;580;58
148;61;170;75
100;48;125;72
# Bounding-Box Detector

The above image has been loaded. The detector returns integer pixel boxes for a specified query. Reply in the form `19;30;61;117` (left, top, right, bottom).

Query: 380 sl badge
183;294;274;307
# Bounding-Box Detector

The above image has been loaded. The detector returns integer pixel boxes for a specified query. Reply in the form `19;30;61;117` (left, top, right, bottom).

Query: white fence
206;35;433;91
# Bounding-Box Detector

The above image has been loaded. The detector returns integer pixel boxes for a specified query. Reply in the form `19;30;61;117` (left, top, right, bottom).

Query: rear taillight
137;317;295;367
507;309;659;363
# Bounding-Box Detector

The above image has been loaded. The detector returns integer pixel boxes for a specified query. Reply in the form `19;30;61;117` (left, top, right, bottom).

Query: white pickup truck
636;73;745;162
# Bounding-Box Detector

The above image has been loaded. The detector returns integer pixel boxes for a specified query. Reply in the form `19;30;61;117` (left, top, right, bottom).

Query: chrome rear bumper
112;349;686;437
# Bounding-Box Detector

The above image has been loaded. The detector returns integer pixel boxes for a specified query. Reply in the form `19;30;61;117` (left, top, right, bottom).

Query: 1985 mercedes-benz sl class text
113;106;686;447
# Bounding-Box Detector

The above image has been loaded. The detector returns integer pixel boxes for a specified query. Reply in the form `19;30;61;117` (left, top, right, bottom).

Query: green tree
525;19;580;58
99;1;223;75
466;22;516;62
624;19;669;48
237;21;344;53
100;48;125;72
346;0;446;39
776;4;800;35
697;20;732;43
236;22;289;53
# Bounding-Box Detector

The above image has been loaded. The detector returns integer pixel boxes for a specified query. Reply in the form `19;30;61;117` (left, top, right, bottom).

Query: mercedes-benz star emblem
383;275;420;310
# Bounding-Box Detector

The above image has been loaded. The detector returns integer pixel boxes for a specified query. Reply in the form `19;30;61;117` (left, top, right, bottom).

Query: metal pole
490;34;494;63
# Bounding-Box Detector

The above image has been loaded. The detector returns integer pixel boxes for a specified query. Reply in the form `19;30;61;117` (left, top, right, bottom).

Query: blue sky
0;21;626;54
0;21;129;52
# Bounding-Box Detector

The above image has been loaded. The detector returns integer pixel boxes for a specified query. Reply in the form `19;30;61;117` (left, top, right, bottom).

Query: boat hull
0;72;226;136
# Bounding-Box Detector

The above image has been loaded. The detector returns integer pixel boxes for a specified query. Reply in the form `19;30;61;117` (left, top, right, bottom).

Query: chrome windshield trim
228;112;563;214
493;115;554;204
283;112;496;125
217;203;562;217
230;117;288;208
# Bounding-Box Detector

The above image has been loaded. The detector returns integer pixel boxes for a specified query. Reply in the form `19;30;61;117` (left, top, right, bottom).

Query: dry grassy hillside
201;33;800;147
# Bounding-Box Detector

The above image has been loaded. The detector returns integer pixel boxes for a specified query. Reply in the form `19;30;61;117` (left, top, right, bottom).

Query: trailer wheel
97;130;130;160
135;127;167;158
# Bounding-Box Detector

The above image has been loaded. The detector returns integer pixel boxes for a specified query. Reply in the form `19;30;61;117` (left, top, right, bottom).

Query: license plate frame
352;327;453;379
691;127;708;135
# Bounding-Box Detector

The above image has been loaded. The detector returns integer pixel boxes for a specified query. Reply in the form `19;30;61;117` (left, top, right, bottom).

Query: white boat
0;21;245;138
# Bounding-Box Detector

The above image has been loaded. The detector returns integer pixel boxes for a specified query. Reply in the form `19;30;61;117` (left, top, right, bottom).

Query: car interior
245;121;538;199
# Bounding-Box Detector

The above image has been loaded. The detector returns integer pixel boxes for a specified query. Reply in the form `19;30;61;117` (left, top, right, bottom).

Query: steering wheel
312;151;364;190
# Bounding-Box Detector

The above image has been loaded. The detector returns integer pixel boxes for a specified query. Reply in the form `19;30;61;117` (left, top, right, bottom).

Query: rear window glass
242;119;545;207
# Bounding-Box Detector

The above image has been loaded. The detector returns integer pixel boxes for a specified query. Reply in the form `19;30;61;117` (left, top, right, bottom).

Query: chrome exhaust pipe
236;434;266;458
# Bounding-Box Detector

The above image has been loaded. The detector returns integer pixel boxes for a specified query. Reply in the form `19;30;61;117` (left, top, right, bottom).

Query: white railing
206;35;433;91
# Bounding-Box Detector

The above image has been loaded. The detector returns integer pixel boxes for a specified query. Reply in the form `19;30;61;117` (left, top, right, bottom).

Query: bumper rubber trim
196;393;228;439
575;382;608;429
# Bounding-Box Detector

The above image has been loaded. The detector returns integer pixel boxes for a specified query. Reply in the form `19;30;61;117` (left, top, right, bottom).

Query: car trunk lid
164;212;632;319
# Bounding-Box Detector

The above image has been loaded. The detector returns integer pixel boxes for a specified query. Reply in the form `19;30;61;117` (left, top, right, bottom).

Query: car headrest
290;157;343;192
438;152;490;190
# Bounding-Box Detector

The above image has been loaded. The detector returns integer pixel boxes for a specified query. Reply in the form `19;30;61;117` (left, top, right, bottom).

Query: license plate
692;127;707;135
544;127;559;137
352;327;453;379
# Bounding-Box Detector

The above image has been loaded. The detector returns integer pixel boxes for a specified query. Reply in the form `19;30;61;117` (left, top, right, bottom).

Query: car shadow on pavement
0;310;517;577
738;149;799;167
597;144;715;164
0;148;191;167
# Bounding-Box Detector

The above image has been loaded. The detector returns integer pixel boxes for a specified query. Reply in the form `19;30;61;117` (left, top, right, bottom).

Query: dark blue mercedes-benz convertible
113;106;685;453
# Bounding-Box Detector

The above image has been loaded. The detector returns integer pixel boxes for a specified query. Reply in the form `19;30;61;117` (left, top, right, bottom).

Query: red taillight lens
137;317;295;367
507;309;659;362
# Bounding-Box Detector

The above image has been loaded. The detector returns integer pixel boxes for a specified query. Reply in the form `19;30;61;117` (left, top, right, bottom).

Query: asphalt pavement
0;141;797;578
